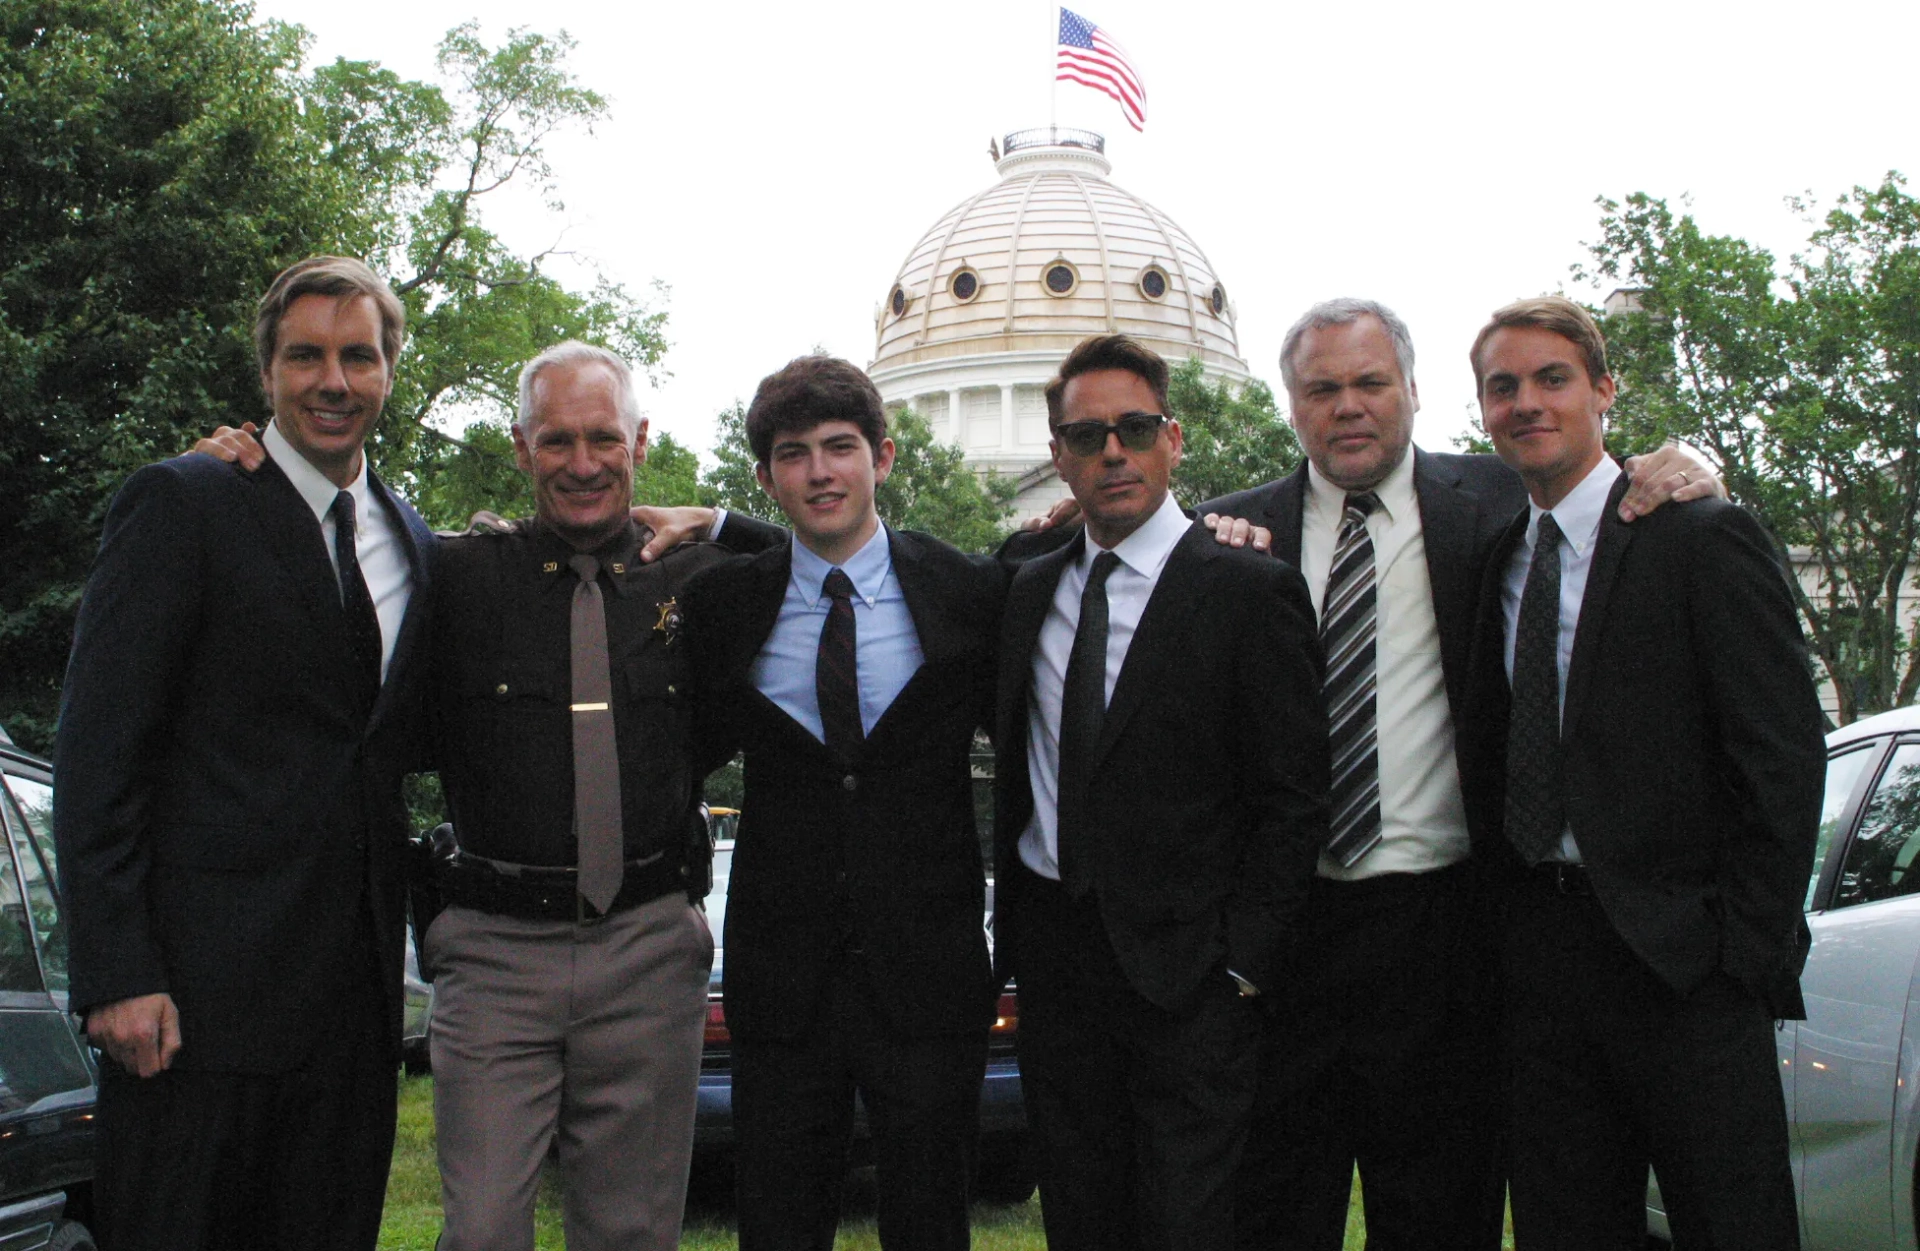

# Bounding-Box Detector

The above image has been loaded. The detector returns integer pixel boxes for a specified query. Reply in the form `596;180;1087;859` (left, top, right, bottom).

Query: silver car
1648;704;1920;1246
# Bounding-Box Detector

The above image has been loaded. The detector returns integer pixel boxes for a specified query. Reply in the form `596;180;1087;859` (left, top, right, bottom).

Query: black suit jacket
1202;449;1526;817
683;528;1005;1042
1460;474;1826;1017
53;451;435;1073
992;520;1329;1013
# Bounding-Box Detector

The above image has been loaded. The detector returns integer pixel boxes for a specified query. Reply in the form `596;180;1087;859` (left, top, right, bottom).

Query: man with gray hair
1203;299;1718;1250
416;339;746;1251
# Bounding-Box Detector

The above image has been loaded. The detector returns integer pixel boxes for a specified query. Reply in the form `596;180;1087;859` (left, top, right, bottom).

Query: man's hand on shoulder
1618;443;1725;522
190;421;266;470
1022;497;1082;534
632;505;719;562
86;992;182;1078
1202;513;1273;553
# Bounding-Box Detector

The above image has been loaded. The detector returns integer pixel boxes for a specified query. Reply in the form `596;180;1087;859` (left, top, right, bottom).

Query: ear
872;437;896;486
1165;419;1184;469
511;423;535;474
1595;373;1617;413
633;417;650;465
754;461;775;497
1409;377;1421;414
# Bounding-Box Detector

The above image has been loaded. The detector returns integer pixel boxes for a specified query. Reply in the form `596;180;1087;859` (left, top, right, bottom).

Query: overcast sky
253;0;1920;461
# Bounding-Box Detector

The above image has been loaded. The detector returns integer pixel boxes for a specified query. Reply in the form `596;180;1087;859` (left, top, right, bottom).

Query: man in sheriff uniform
420;340;730;1251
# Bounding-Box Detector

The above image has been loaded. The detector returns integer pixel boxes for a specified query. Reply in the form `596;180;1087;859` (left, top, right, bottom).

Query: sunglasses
1052;411;1168;457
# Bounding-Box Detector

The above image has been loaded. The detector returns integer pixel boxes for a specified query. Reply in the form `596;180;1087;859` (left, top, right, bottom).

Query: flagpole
1049;2;1058;131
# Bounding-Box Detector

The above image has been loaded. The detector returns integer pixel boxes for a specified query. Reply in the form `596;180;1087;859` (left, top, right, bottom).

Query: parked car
0;730;100;1249
1647;704;1920;1247
692;840;1034;1203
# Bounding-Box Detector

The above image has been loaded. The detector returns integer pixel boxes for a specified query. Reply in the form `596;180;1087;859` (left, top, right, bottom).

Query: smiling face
756;419;895;565
1477;324;1617;509
512;359;648;550
1050;367;1183;549
1286;316;1417;491
259;293;394;487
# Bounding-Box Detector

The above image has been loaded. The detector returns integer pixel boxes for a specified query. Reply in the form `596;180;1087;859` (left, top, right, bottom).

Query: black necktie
569;554;624;913
1057;550;1122;897
1322;492;1381;866
1506;513;1566;865
817;568;864;759
330;491;382;712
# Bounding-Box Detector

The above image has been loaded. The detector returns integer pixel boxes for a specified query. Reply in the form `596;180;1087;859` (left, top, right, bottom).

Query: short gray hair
1278;299;1417;394
515;341;644;435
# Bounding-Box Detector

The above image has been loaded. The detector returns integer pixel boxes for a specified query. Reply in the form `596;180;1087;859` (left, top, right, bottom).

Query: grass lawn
379;1076;1512;1249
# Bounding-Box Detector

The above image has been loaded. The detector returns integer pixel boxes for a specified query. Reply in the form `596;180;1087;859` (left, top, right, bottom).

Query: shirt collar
534;518;644;596
1086;491;1190;579
792;522;892;608
263;420;368;525
1304;445;1415;528
1530;456;1622;557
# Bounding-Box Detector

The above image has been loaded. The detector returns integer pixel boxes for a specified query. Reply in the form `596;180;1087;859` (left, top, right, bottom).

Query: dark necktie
817;568;864;759
569;554;624;913
1323;492;1382;866
1056;550;1122;898
1506;513;1566;866
330;491;383;712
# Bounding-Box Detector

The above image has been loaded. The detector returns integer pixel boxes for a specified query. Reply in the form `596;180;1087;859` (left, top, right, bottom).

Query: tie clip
570;702;609;713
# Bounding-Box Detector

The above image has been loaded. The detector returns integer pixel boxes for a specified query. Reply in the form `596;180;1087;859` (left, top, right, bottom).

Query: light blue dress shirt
748;524;926;743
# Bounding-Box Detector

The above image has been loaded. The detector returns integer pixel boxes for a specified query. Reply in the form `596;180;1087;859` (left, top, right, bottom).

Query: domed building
869;127;1252;520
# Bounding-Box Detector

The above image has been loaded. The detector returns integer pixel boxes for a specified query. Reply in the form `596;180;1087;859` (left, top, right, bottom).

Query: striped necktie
1323;492;1382;866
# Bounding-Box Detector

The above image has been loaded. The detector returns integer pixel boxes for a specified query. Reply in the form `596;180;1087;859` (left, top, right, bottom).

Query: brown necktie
569;554;623;913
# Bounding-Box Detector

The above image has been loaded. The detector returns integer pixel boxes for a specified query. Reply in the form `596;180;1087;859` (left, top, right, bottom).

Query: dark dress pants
1238;860;1504;1251
1009;864;1261;1251
1503;876;1799;1251
732;949;988;1251
93;913;395;1251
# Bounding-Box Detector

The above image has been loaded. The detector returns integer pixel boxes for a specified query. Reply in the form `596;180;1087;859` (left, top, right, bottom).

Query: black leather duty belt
435;849;687;922
1526;861;1594;897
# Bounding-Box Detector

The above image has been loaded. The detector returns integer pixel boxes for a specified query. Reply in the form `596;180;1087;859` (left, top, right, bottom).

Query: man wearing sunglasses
991;333;1329;1250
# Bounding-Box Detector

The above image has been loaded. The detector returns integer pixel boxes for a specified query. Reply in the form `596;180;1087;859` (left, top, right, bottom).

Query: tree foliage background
1165;357;1301;504
0;0;663;751
1579;174;1920;724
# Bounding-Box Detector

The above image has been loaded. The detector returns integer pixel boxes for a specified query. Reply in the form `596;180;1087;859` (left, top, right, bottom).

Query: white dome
867;129;1250;520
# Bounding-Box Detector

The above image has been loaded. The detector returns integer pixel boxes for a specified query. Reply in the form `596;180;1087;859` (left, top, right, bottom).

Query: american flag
1056;8;1146;132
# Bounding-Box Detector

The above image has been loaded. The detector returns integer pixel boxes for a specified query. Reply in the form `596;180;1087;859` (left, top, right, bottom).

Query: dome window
1209;283;1229;317
1043;260;1080;297
950;267;981;303
1138;266;1169;301
889;285;909;318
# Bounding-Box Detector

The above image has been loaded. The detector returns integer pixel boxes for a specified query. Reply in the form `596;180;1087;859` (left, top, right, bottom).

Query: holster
405;822;460;979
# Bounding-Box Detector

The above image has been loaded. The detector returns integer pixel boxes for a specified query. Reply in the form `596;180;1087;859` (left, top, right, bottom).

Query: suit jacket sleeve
52;462;206;1014
1688;504;1827;995
1224;558;1330;992
716;510;790;555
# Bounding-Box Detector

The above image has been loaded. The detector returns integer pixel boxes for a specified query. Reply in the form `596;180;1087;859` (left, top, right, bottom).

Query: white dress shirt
1500;455;1624;863
748;523;925;741
263;421;412;682
1018;492;1192;881
1299;451;1470;879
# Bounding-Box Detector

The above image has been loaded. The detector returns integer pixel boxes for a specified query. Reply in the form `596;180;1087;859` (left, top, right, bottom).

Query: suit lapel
245;455;349;645
1092;522;1211;763
721;543;795;688
1562;473;1634;739
998;534;1082;750
364;470;429;732
1263;465;1309;567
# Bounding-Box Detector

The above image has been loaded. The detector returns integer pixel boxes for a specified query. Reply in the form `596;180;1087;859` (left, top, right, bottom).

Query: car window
1835;742;1920;909
1812;745;1878;910
0;805;44;995
1;772;65;994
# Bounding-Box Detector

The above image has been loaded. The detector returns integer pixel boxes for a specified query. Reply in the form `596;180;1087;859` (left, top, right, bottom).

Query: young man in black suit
1201;300;1717;1251
993;333;1329;1251
1462;296;1825;1249
680;357;1005;1251
53;257;436;1250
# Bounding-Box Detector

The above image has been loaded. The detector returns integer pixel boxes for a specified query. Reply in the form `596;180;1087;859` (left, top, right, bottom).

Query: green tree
1579;175;1920;723
696;400;1017;551
0;2;661;750
1165;357;1302;505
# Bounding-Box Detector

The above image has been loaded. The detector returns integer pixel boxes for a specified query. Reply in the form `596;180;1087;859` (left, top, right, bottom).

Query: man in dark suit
994;333;1329;1251
1201;300;1717;1250
1461;296;1825;1249
681;357;1005;1251
53;256;435;1250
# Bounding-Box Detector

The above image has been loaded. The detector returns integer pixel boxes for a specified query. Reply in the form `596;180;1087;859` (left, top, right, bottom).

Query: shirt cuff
1227;969;1260;998
706;508;729;543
